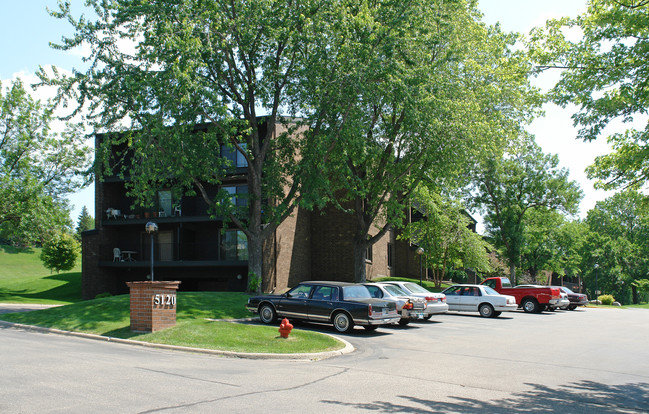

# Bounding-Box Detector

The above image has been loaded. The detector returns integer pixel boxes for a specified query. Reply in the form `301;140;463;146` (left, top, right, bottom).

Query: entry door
158;231;173;261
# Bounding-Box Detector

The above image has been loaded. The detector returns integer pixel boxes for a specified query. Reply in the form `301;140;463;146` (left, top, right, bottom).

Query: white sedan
442;284;518;318
381;281;448;318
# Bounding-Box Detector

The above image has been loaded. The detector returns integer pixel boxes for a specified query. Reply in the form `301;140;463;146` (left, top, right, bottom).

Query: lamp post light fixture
145;222;158;282
416;247;425;286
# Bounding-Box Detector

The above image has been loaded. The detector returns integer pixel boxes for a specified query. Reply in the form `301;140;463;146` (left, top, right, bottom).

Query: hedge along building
80;120;431;300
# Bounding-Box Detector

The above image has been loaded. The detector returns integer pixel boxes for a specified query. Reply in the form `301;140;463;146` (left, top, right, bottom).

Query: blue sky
2;0;619;227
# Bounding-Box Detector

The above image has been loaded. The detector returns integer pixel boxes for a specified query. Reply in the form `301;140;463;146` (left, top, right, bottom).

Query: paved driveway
1;307;648;413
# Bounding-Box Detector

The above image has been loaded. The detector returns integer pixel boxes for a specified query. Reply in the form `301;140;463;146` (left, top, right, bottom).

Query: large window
222;185;248;207
221;143;248;168
221;230;248;261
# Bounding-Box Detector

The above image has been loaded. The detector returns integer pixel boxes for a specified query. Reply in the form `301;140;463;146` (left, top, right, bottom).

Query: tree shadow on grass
0;245;35;254
0;271;82;303
321;380;649;413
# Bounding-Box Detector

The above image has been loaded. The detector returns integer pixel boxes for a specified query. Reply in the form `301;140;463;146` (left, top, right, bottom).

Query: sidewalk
0;303;62;314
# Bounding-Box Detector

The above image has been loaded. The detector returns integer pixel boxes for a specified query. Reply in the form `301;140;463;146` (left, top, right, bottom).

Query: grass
0;248;344;354
0;245;81;304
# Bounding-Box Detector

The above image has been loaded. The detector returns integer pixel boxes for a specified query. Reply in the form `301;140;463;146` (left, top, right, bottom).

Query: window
158;190;172;217
222;185;248;207
366;245;373;263
221;230;248;261
312;286;336;301
287;284;313;299
387;243;393;267
365;285;383;299
221;143;248;168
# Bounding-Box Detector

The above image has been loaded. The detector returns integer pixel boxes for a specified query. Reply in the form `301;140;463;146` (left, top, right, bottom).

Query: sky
0;0;621;227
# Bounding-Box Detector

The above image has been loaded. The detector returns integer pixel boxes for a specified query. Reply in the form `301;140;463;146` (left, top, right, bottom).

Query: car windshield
500;278;512;287
384;285;408;296
342;285;372;299
482;286;500;296
560;287;575;294
403;282;432;294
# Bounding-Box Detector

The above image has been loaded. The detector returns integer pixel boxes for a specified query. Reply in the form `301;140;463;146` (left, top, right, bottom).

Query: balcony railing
103;242;248;264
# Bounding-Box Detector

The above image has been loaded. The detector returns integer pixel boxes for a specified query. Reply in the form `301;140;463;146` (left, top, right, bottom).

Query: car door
307;285;339;322
458;286;481;311
443;286;462;311
277;284;312;320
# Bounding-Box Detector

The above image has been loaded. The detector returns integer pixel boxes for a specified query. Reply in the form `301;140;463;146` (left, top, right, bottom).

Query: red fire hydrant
278;318;293;338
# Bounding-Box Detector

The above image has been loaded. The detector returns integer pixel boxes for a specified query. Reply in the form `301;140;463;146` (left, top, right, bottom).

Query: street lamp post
145;222;158;281
416;247;425;286
594;263;599;299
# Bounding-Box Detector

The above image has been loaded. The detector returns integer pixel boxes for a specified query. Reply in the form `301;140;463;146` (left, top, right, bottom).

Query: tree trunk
353;239;367;283
247;232;263;294
509;263;516;285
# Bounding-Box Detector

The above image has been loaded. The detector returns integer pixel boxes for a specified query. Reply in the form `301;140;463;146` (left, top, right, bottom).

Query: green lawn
0;245;81;304
0;246;344;353
0;292;344;353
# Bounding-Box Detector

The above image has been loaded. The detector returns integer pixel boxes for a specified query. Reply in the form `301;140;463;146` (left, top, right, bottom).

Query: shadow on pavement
321;379;649;413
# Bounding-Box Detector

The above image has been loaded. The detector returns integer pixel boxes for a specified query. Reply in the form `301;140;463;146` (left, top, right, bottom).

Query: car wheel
568;305;577;310
333;312;354;333
259;303;277;324
522;298;539;313
479;303;494;318
423;315;433;320
398;318;410;326
363;325;378;331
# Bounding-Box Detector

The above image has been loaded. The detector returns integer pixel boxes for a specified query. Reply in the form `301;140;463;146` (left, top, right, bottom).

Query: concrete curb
0;320;355;361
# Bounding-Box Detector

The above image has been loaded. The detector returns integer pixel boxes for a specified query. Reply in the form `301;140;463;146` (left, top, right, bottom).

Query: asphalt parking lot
1;307;648;413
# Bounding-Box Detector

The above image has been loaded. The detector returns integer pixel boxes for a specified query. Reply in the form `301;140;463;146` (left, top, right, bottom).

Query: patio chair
113;248;124;262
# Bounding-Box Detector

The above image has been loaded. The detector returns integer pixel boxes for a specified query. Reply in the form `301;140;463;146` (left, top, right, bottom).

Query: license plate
382;308;388;315
417;313;424;319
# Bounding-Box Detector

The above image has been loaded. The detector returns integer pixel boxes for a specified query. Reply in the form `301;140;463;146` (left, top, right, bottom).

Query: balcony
100;242;248;269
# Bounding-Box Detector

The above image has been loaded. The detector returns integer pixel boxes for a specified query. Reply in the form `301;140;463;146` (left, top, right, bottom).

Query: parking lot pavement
1;307;648;413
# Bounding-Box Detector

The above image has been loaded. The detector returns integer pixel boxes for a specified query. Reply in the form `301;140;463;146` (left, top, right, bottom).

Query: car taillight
368;304;373;316
425;296;438;303
403;301;414;310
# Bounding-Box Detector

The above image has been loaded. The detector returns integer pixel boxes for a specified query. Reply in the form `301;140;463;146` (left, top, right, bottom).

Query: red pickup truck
481;277;562;313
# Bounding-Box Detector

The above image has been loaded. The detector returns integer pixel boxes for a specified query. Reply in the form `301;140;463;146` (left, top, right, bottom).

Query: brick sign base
126;281;181;332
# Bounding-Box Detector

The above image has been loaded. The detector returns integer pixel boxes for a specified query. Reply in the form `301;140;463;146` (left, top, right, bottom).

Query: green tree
75;206;94;241
528;0;649;190
470;136;583;283
40;232;80;273
300;2;541;282
582;190;649;303
399;186;491;288
43;0;340;291
0;80;90;245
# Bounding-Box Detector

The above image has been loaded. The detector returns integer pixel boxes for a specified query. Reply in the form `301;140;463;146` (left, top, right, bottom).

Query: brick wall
126;281;180;332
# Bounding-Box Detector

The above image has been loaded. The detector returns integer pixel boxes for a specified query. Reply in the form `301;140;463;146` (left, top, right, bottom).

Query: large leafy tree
470;136;583;283
0;80;90;246
582;190;649;303
529;0;649;190
399;186;491;288
300;1;541;282
43;0;339;290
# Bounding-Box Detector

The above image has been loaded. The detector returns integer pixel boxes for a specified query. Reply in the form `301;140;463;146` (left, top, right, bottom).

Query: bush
40;233;79;273
598;294;615;306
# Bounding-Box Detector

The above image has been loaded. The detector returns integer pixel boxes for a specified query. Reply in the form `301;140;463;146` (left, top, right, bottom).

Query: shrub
95;292;112;299
40;233;79;273
247;272;261;292
598;294;615;306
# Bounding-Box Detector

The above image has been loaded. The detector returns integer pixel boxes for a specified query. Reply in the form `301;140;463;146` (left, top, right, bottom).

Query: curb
0;320;355;361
